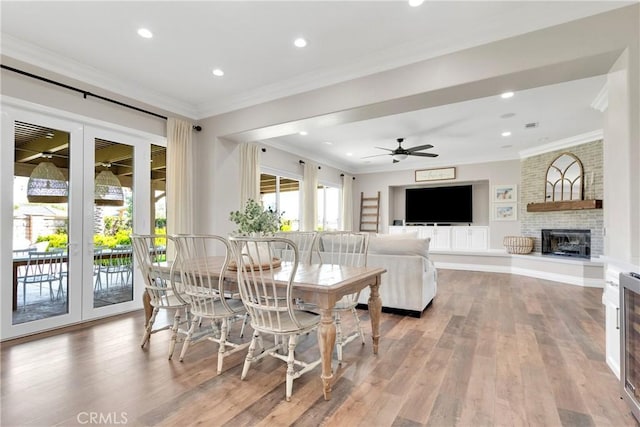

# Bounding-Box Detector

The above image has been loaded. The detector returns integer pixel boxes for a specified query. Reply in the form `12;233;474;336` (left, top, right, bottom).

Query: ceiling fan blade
374;146;394;152
361;153;390;159
410;152;439;157
406;144;433;153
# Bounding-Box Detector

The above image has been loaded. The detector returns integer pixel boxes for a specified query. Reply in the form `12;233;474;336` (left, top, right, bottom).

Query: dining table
146;257;386;401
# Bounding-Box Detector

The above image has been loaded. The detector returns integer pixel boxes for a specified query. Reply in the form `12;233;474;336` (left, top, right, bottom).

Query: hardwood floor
1;270;637;426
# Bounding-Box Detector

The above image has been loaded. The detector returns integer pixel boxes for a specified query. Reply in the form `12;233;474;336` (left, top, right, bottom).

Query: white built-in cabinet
388;225;488;251
603;282;621;379
452;226;489;250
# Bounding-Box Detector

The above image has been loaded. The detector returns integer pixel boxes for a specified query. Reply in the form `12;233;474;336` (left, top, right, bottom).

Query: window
317;185;340;231
260;173;300;231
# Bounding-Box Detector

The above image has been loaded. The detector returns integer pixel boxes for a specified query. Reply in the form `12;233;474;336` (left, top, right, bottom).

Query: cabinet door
468;227;488;250
604;286;621;379
388;226;405;235
432;227;451;249
451;227;470;250
451;226;488;250
419;226;433;241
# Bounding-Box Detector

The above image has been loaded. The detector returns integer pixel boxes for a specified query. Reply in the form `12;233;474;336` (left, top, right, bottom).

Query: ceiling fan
364;138;439;163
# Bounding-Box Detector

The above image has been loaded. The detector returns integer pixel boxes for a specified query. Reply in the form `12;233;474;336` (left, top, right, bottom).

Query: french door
1;101;164;340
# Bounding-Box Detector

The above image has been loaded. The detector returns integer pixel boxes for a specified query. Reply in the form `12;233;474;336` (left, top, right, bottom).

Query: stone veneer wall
520;140;604;255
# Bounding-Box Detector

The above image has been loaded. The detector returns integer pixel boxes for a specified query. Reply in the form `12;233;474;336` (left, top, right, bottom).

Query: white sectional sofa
357;233;437;317
309;232;438;317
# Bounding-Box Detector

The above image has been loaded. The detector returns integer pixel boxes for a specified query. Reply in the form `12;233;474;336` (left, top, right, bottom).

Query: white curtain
166;118;193;237
239;142;260;206
301;161;318;231
341;174;354;231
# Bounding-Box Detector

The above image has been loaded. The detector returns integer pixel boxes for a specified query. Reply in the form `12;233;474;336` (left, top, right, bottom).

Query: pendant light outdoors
94;170;124;206
26;161;69;203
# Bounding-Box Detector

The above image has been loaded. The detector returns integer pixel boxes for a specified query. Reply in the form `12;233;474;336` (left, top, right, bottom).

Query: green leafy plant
229;199;283;235
36;232;67;249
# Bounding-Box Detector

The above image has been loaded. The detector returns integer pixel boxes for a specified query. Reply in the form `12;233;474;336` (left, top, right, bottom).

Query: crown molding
519;129;604;159
591;82;609;112
1;35;199;120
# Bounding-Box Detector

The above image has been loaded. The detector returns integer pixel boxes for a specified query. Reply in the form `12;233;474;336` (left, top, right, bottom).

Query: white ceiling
0;1;631;173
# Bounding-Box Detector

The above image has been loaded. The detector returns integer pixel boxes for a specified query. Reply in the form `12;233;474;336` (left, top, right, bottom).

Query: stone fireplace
520;139;604;256
541;229;591;259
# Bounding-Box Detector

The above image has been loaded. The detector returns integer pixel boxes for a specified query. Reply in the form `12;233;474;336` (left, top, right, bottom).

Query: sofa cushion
368;235;430;257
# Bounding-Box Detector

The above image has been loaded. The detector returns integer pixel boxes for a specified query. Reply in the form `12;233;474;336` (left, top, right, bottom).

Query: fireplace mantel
526;199;603;212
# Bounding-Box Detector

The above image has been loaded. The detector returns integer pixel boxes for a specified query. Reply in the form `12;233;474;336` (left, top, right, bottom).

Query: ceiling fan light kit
364;137;439;163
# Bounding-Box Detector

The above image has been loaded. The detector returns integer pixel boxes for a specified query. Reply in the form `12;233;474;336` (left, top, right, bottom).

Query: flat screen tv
405;185;473;224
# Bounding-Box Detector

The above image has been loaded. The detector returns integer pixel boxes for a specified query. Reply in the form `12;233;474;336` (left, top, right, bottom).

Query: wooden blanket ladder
359;191;380;233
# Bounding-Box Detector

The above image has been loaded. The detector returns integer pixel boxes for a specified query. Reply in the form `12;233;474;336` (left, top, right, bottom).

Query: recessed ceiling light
346;152;353;157
408;0;424;6
294;38;307;48
501;131;512;137
500;91;515;99
212;68;224;77
137;28;153;39
299;131;308;136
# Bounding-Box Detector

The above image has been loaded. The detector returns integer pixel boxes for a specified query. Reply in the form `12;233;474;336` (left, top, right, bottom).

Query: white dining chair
274;231;317;264
131;234;190;360
228;235;322;402
173;234;249;372
315;231;369;364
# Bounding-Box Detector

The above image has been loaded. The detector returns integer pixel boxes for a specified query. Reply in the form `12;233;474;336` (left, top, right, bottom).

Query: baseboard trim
430;251;605;288
356;299;433;318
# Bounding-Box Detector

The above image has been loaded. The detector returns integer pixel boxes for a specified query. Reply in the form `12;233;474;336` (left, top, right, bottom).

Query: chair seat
152;291;189;309
188;297;245;318
251;309;320;335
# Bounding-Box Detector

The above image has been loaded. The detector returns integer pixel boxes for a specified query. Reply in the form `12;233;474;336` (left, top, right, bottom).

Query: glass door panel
151;144;167;235
12;122;71;324
82;126;151;321
92;139;134;308
2;108;84;340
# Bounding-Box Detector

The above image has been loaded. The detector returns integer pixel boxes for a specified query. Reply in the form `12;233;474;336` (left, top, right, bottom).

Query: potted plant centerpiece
229;199;283;268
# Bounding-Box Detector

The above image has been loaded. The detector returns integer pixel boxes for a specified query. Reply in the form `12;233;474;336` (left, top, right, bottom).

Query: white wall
604;46;640;267
354;159;521;249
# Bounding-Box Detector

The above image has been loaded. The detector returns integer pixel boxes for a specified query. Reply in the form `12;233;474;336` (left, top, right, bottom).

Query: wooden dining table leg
317;308;336;400
367;274;382;354
143;291;152;326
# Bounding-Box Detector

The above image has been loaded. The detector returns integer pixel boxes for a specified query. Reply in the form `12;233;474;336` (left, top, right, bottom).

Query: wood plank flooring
1;270;638;426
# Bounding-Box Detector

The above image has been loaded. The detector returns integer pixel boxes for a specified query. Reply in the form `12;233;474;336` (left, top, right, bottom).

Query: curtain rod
299;160;321;170
1;64;202;131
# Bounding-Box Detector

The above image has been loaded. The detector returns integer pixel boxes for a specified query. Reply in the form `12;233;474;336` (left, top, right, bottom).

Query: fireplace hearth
541;229;591;259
